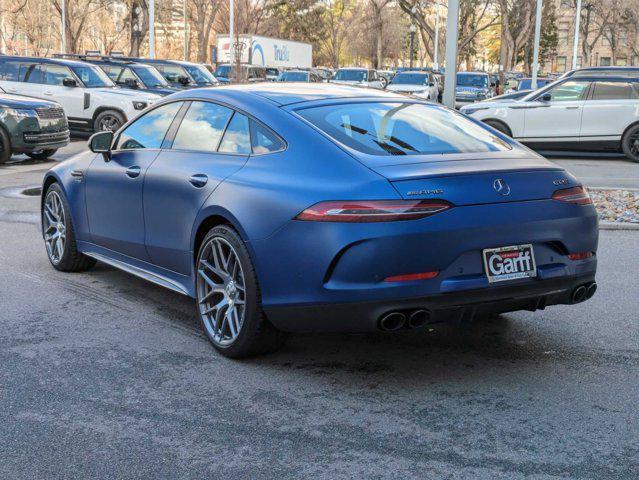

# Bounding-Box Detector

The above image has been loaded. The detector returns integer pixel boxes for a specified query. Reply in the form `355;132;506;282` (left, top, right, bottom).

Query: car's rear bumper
265;272;596;332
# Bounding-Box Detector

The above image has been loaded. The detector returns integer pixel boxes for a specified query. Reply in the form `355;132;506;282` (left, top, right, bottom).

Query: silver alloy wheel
197;237;246;346
43;191;66;264
98;115;121;131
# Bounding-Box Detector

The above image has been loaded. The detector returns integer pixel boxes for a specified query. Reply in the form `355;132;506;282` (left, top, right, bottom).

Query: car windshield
279;71;308;82
298;102;511;156
133;65;169;88
391;73;428;85
71;65;114;88
184;64;217;85
334;70;367;82
457;73;488;88
215;65;232;78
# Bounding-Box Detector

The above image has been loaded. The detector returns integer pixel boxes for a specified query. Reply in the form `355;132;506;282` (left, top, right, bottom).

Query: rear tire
621;124;639;163
42;183;96;272
483;119;512;137
26;149;57;160
94;110;126;132
0;127;11;164
195;225;285;358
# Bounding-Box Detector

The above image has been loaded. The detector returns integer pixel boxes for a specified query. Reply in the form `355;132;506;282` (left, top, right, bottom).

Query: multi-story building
545;0;638;73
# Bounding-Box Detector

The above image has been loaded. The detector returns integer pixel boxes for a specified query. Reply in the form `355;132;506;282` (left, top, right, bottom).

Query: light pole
60;0;66;53
183;0;188;60
433;2;440;70
442;0;460;108
0;0;6;54
229;0;234;61
572;0;582;69
409;24;416;69
531;0;543;89
149;0;155;58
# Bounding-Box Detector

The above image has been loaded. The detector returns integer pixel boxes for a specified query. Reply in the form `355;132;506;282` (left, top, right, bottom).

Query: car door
143;101;251;275
41;64;86;118
522;80;590;140
580;80;639;138
85;101;183;260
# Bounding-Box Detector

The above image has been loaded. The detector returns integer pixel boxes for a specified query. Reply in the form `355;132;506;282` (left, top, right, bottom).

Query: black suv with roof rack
53;54;178;96
110;57;219;89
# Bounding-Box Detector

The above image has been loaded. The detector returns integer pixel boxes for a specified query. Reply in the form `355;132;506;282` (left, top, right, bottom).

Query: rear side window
218;113;251;154
250;122;285;154
25;65;45;84
172;101;233;152
0;61;27;81
592;81;639;100
117;102;182;150
298;102;511;156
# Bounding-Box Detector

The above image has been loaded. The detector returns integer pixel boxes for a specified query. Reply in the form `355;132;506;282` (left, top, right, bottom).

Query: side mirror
540;92;552;102
177;75;190;86
124;78;139;89
62;77;77;87
429;81;435;87
89;131;113;159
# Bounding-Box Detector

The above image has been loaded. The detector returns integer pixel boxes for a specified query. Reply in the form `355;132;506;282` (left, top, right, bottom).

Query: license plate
482;244;537;283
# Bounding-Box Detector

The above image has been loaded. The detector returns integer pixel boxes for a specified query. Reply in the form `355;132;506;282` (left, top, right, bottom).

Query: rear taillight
552;186;592;205
568;252;594;261
295;200;452;222
384;271;439;282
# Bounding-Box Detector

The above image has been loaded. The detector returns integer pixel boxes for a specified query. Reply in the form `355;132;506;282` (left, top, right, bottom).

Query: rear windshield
334;70;367;82
297;102;511;156
457;74;489;88
279;71;308;82
391;73;429;85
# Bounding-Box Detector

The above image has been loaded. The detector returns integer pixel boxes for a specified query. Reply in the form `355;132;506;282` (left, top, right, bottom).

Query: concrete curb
599;222;639;231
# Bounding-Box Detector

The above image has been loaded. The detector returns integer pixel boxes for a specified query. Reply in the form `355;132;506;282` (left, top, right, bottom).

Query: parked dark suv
116;57;219;89
0;86;69;163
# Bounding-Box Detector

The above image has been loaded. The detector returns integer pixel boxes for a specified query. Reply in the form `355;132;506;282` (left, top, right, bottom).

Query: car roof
170;83;406;106
0;55;94;68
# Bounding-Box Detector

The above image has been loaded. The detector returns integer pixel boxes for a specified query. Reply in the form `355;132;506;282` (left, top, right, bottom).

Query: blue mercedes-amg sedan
41;84;598;357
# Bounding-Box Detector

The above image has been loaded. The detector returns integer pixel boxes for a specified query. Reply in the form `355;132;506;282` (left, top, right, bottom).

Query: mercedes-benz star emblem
493;178;511;196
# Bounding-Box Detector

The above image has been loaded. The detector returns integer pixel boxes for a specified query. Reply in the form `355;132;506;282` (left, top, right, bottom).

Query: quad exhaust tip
571;282;597;304
379;312;406;331
408;309;430;329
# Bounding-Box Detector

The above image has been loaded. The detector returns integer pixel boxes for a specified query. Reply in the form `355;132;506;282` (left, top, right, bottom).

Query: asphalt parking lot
0;142;637;479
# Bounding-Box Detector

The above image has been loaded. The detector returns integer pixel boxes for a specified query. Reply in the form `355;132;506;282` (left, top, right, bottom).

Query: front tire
621;124;639;162
26;149;57;160
195;225;285;358
0;127;12;164
42;183;96;272
94;110;126;132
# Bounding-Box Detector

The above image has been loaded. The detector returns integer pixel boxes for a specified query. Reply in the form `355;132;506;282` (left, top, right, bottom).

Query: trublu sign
274;44;290;63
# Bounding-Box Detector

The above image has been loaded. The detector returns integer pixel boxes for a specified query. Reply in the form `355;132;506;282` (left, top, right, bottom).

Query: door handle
125;166;141;178
189;174;208;188
43;90;54;96
565;106;580;109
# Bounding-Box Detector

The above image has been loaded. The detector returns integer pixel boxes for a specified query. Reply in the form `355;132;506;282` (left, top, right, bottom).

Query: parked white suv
385;71;439;101
461;75;639;162
330;68;384;89
0;56;161;132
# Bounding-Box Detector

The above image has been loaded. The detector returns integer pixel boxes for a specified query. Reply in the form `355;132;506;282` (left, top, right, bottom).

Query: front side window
298;102;511;156
101;66;124;83
592;81;639;100
172;101;233;152
133;66;168;88
117;102;182;150
183;64;216;85
218;113;251;154
70;65;113;87
546;80;590;102
44;65;74;85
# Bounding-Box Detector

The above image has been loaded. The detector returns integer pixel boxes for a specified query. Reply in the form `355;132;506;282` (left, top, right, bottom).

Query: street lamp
572;0;583;69
409;24;417;69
